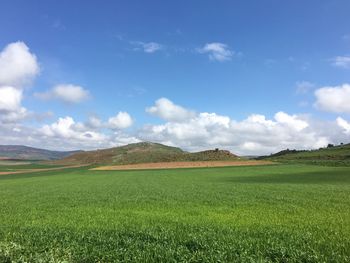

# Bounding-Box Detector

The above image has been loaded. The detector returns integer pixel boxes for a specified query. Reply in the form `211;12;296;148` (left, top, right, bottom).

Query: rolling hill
258;143;350;166
0;145;81;160
54;142;239;165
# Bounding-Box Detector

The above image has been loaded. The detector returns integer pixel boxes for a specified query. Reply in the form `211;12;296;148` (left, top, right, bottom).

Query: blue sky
0;0;350;154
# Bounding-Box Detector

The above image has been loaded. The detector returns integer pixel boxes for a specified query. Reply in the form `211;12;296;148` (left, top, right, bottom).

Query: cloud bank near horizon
0;41;350;155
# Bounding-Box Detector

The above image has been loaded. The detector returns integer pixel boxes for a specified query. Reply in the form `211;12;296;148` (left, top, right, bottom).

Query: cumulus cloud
0;41;136;150
0;86;27;124
197;42;233;61
314;84;350;113
132;41;163;53
0;42;40;123
40;116;106;142
0;87;24;124
33;114;139;150
140;113;328;155
0;86;23;112
139;98;349;155
146;98;196;122
35;84;90;104
274;111;308;131
331;56;350;69
337;117;350;134
1;40;349;155
0;123;37;146
108;112;133;129
0;42;39;87
0;107;27;124
1;95;350;154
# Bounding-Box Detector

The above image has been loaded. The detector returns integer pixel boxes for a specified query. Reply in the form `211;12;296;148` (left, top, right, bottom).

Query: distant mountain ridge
0;145;81;160
54;142;239;165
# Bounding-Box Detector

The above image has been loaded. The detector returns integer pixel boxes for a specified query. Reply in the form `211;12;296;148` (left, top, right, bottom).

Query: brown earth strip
92;160;274;171
0;165;87;176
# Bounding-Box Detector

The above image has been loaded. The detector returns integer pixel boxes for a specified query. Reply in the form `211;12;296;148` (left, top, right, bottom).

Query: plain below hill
0;145;81;161
54;142;240;166
258;143;350;166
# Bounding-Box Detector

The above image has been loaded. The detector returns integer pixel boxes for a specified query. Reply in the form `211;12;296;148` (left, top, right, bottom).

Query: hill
0;145;81;160
258;143;350;166
55;142;239;165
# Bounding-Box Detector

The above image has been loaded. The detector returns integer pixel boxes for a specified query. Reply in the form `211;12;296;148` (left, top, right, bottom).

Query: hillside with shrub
55;142;239;165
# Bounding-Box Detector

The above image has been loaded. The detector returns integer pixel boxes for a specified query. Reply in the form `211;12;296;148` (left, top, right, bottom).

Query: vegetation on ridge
54;142;239;165
258;143;350;166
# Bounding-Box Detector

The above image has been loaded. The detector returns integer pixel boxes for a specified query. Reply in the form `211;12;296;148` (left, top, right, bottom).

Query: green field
1;164;350;262
0;162;60;172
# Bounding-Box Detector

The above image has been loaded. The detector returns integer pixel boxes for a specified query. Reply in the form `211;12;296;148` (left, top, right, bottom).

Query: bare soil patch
92;160;274;171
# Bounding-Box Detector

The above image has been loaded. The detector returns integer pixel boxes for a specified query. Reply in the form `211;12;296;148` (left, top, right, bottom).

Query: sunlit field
1;164;350;262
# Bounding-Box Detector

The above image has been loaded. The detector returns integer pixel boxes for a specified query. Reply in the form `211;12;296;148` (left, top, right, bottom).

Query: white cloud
1;96;349;154
331;56;350;69
296;81;315;94
109;133;141;147
0;107;27;123
139;98;345;155
0;42;137;150
146;98;196;122
40;116;106;142
33;115;139;150
337;117;350;134
274;111;308;131
35;84;90;103
245;114;276;127
139;111;330;155
0;113;137;151
132;41;163;53
0;86;23;112
0;42;39;87
197;42;233;62
0;86;28;123
0;42;39;123
1;40;350;157
196;112;230;128
314;84;350;113
108;112;133;129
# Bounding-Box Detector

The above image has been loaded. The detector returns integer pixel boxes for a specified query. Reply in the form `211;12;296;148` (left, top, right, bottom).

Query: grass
0;164;350;262
260;143;350;166
0;161;61;172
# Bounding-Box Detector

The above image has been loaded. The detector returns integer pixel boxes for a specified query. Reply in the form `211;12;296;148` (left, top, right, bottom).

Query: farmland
1;164;350;262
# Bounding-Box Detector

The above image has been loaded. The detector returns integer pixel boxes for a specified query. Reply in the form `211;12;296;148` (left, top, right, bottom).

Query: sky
1;0;350;155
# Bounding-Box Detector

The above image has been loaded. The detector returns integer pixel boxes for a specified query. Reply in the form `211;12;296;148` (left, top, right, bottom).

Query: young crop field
0;164;350;262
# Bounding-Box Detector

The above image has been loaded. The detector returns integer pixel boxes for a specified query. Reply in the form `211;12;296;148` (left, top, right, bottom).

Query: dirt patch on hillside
92;160;274;171
0;165;86;176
